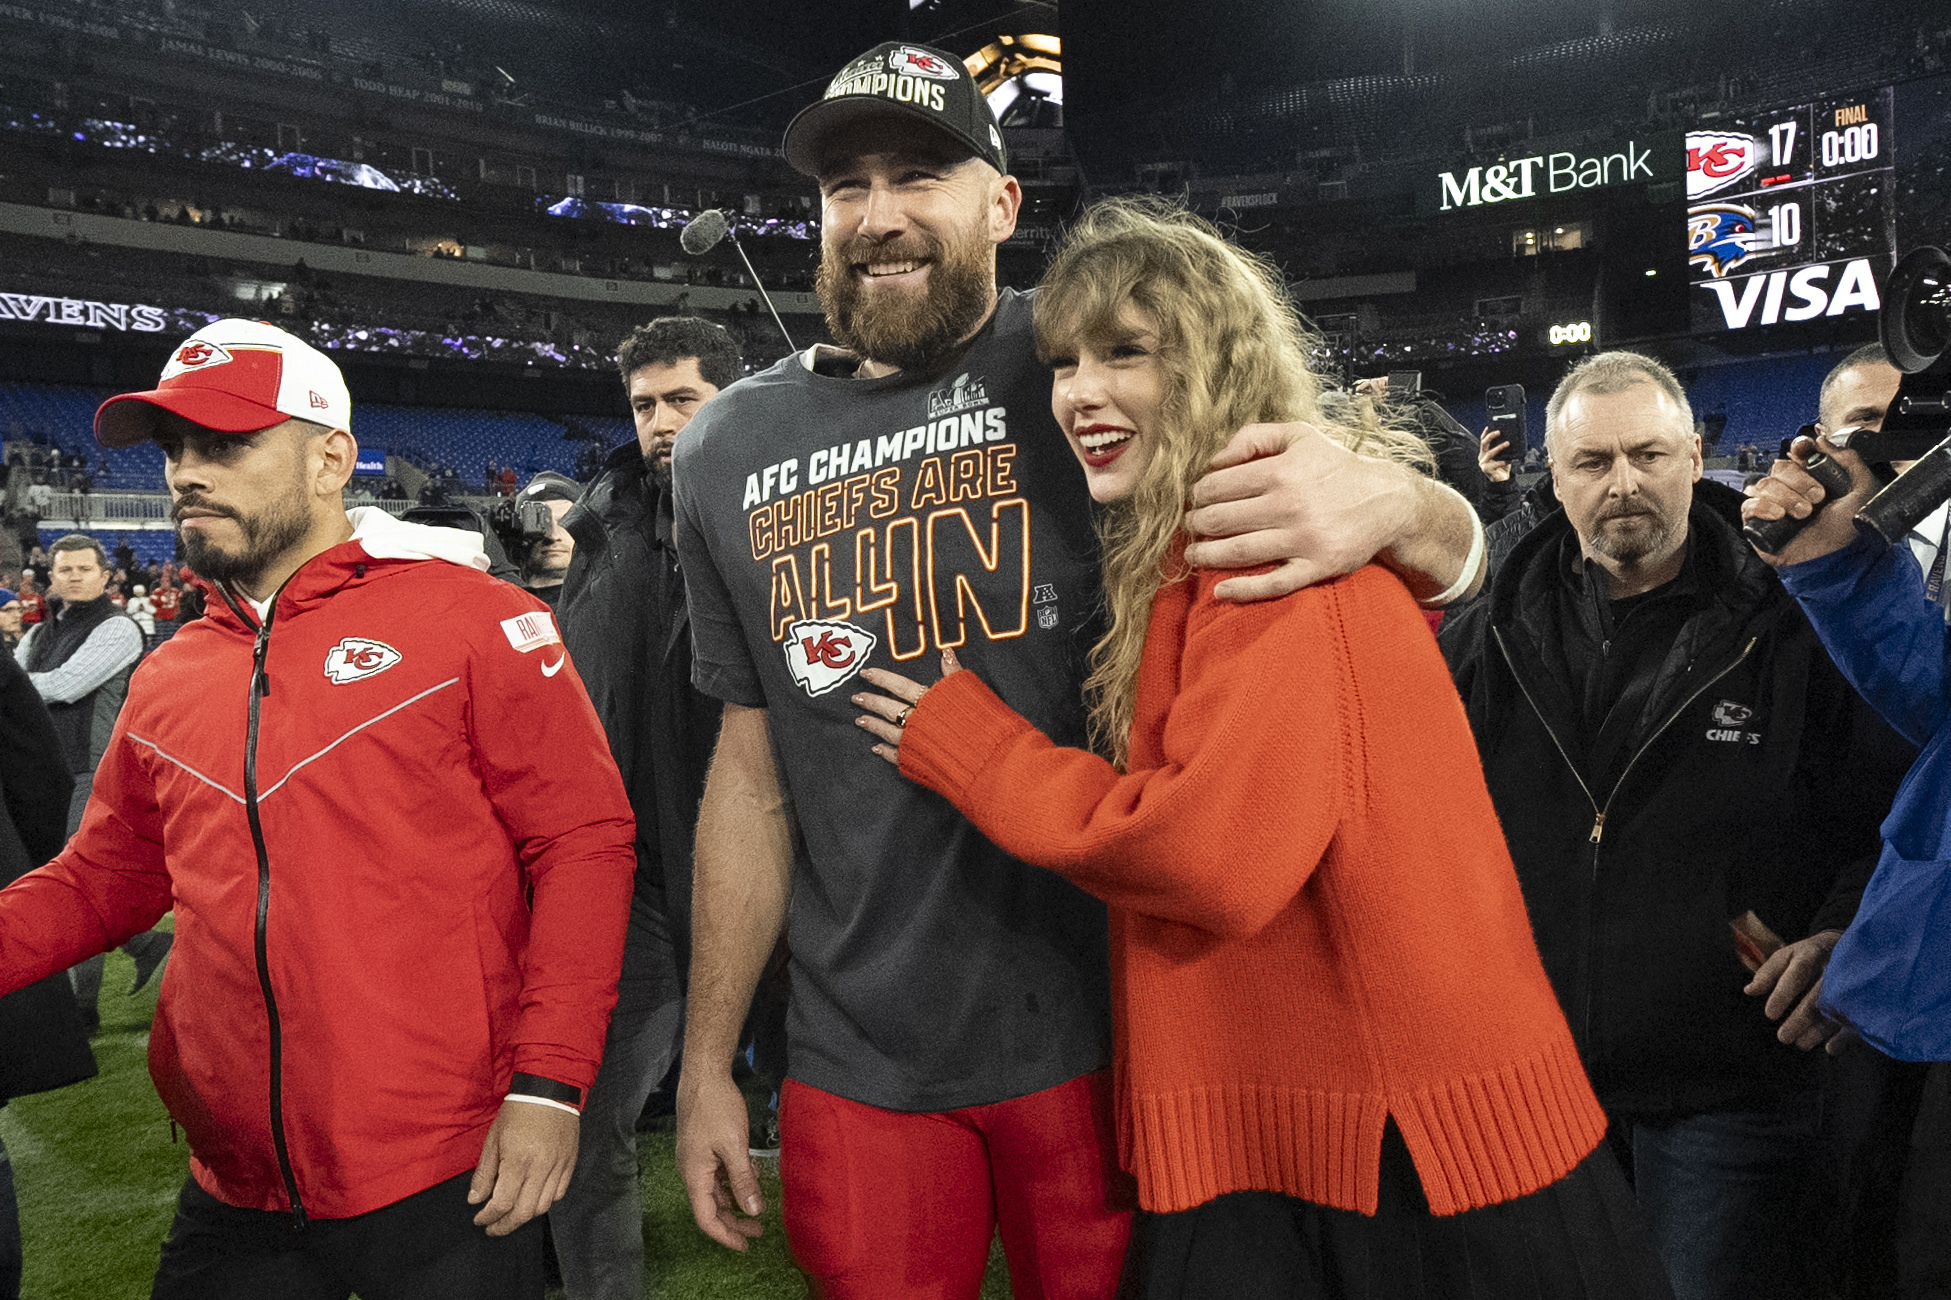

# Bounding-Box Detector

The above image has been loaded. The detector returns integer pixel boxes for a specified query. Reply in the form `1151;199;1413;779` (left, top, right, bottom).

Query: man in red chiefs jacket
0;320;636;1299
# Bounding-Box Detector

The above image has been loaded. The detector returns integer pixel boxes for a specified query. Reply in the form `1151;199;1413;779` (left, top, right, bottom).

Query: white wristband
1420;508;1487;609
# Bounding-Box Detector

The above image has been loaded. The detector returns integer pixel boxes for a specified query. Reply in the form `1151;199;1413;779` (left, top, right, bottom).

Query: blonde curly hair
1034;198;1432;766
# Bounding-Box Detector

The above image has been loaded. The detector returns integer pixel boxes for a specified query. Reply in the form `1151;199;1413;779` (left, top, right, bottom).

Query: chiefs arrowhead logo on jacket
323;637;402;684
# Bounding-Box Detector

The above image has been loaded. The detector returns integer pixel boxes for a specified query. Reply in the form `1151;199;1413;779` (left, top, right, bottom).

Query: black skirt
1123;1122;1674;1300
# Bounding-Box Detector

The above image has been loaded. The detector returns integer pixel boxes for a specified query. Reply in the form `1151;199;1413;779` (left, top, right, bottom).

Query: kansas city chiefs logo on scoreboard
888;46;958;79
1685;131;1759;200
323;637;402;684
784;619;877;697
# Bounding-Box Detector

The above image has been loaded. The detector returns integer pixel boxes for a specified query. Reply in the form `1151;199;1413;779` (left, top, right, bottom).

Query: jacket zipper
221;585;307;1228
1493;627;1601;831
1589;637;1758;846
1493;626;1757;1049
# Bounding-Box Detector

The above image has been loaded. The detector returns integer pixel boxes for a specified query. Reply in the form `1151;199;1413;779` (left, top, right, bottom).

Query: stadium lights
965;34;1063;121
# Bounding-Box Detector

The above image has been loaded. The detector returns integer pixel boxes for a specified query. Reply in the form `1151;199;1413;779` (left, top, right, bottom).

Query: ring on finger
896;706;913;727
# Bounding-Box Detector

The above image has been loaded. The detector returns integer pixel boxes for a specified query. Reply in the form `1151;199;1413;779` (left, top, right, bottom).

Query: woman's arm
868;578;1360;938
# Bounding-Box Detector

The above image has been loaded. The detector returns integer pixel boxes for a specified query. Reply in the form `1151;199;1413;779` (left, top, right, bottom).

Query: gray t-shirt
674;289;1113;1111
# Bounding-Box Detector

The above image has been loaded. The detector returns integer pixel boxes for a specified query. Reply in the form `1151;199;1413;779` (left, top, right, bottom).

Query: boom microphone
679;208;730;255
678;209;797;352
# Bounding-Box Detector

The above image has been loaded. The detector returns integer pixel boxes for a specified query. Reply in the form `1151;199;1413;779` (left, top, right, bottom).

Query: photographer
1814;345;1951;589
1748;415;1951;1299
512;473;581;610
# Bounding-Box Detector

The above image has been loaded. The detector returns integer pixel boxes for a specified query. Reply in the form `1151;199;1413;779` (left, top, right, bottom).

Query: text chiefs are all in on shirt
675;290;1113;1112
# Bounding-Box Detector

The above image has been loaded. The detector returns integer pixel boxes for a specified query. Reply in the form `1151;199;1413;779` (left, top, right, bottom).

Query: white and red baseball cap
95;319;352;448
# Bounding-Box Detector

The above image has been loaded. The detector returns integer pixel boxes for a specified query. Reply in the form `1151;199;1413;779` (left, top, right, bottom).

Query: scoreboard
1686;88;1895;335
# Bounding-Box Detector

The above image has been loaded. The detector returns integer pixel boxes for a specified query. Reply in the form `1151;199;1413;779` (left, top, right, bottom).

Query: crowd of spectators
1;541;193;657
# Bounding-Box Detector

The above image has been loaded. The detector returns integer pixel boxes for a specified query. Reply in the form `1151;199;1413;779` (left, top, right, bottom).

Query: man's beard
175;483;312;592
1586;503;1678;566
646;441;674;491
815;225;994;373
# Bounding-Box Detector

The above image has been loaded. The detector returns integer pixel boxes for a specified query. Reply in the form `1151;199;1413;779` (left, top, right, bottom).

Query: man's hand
1479;427;1513;483
1184;422;1424;601
468;1100;580;1236
1742;434;1878;567
676;1066;766;1250
1744;928;1851;1053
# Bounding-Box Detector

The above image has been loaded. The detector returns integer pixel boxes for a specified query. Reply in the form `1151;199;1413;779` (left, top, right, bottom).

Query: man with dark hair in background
546;316;745;1300
1441;351;1902;1300
14;533;168;1033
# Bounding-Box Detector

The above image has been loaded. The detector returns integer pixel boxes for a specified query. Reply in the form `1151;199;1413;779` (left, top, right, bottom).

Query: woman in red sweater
854;202;1672;1300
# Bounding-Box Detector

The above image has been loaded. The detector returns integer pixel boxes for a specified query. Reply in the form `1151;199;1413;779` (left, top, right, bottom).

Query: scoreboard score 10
1686;88;1895;335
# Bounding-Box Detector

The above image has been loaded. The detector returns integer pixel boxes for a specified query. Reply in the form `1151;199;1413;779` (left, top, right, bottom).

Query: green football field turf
0;943;1011;1299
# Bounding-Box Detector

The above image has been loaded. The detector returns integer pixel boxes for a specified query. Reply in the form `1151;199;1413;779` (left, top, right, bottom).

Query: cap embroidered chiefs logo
169;341;234;372
323;637;402;684
784;618;877;697
888;46;958;79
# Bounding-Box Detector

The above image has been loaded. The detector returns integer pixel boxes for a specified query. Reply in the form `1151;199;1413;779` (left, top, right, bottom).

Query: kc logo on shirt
784;618;877;697
323;637;401;684
1706;698;1762;745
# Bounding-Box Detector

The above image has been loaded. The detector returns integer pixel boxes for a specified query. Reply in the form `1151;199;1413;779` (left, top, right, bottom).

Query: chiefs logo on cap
171;341;234;372
887;46;958;79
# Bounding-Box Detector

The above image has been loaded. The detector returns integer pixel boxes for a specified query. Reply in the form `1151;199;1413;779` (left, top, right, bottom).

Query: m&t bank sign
1433;137;1673;211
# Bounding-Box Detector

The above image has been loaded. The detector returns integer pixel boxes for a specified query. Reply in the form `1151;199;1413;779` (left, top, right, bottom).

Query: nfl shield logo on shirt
784;619;877;697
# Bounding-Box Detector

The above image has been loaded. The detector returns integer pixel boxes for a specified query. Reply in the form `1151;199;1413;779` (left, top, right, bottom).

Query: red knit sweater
899;562;1606;1216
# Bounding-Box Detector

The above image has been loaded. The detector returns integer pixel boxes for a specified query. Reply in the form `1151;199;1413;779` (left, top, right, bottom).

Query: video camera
400;472;580;583
1744;246;1951;553
486;491;562;557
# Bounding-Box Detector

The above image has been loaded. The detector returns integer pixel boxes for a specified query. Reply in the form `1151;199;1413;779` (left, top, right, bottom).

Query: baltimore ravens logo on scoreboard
1688;206;1764;279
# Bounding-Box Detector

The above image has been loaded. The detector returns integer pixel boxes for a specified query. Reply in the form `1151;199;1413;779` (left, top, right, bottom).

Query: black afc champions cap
783;41;1007;179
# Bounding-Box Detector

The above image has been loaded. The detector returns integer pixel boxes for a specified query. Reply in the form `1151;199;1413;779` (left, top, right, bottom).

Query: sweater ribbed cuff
897;671;1036;803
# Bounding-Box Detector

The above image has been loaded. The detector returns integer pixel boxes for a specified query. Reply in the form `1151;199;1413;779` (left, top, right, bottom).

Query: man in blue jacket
1745;435;1951;1059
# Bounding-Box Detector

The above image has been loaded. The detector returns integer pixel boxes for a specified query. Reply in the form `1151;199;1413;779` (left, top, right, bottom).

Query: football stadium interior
1;0;1949;1294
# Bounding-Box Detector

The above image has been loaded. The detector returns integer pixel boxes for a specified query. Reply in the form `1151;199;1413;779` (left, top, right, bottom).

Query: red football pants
779;1070;1135;1300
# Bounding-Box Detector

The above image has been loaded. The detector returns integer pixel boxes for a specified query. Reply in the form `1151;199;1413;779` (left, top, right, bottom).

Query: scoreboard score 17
1686;88;1895;335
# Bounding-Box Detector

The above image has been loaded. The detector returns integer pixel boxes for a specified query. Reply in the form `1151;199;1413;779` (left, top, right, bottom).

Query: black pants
149;1172;545;1300
1125;1123;1675;1300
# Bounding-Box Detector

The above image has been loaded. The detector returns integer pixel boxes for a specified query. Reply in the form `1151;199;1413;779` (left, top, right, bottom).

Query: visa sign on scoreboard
1686;89;1895;334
